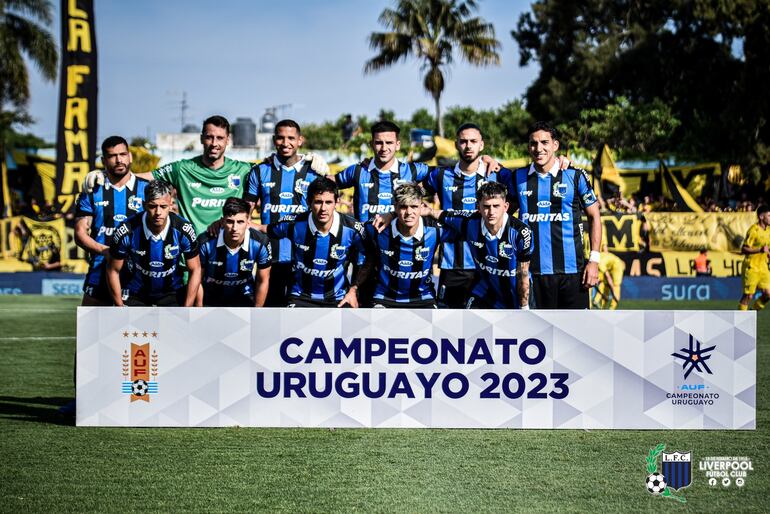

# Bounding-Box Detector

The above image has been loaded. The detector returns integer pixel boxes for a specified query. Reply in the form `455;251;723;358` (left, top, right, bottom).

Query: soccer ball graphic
132;379;149;396
646;473;667;494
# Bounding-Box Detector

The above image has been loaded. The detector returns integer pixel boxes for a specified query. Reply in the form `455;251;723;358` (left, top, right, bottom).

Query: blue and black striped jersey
505;164;597;275
75;174;149;290
267;211;366;304
198;228;272;306
335;160;430;222
110;212;199;298
365;217;451;304
423;163;503;270
242;157;321;263
440;212;532;309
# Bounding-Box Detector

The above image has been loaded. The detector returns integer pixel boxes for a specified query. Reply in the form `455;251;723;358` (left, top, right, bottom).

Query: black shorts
531;273;588;309
352;263;376;308
286;297;341;308
124;288;187;307
266;263;292;307
372;298;437;309
82;280;113;304
203;295;255;307
437;269;475;309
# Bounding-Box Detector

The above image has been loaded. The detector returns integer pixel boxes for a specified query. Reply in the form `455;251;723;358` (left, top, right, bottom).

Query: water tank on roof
181;124;199;133
232;117;256;147
261;109;277;134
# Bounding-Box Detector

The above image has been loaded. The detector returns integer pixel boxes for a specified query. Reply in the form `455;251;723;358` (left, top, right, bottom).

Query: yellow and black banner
645;212;755;253
660;161;703;212
55;0;97;213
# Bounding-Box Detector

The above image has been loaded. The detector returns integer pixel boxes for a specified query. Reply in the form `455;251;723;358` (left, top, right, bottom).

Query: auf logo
672;334;715;379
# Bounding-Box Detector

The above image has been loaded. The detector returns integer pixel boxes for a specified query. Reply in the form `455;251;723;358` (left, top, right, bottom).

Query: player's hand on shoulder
557;155;571;170
83;170;106;193
481;155;501;174
206;218;223;237
372;213;393;233
304;152;330;175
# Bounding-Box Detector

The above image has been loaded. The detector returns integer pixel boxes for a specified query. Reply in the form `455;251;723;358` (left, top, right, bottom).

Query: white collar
481;213;509;240
391;217;424;242
308;210;340;236
107;173;136;192
368;158;400;174
273;155;306;172
528;159;560;177
216;227;250;253
454;160;487;177
142;212;171;241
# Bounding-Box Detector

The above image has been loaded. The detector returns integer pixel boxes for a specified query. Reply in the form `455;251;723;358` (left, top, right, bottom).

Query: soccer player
424;182;533;309
243;119;325;306
592;243;625;310
75;136;149;305
197;198;272;307
364;183;450;308
107;181;201;306
738;205;770;311
262;177;367;308
505;121;601;309
423;123;505;308
84;115;329;235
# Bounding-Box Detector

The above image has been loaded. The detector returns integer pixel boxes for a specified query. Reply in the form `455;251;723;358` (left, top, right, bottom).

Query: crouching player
197;198;272;307
364;183;452;308
424;182;532;309
261;177;368;307
107;181;201;306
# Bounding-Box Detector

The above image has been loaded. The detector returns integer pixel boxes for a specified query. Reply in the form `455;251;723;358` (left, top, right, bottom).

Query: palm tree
365;0;500;137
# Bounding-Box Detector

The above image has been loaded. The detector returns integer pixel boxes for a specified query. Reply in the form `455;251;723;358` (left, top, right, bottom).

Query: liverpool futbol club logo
643;443;690;503
121;330;159;402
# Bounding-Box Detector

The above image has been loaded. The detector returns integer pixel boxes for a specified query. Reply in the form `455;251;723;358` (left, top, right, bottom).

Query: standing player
365;183;450;308
197;198;272;307
107;181;201;306
84;115;329;235
75;136;149;305
423;123;504;308
424;182;533;309
506;121;601;309
261;177;367;308
738;205;770;310
243;119;324;306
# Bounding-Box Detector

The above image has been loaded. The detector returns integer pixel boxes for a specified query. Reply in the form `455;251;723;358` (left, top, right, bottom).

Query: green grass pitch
0;296;767;512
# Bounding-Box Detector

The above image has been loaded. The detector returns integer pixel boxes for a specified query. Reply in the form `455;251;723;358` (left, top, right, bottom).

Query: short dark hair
307;177;339;201
456;123;483;139
758;205;770;216
527;121;559;141
371;120;400;137
202;115;231;135
101;136;129;154
222;197;251;217
477;182;508;202
275;119;301;135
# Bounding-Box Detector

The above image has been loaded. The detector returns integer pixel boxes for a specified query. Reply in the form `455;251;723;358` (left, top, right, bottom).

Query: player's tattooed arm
74;215;110;256
517;260;530;309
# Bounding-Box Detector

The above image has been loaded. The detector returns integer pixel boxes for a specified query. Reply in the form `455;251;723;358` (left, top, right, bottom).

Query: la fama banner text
76;308;755;429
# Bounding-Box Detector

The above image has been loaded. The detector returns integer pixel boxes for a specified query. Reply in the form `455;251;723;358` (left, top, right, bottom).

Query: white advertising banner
76;308;756;429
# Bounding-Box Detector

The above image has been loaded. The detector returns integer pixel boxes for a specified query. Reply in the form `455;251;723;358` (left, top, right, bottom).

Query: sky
25;0;538;144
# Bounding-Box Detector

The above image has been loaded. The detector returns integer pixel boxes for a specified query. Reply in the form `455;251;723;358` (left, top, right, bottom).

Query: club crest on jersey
240;259;254;272
164;244;179;259
414;246;431;262
228;174;241;189
294;179;310;196
499;242;515;258
552;182;568;198
127;195;143;211
330;244;347;260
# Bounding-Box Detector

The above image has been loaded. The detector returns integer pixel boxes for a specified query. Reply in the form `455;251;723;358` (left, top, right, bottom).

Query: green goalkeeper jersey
152;156;252;234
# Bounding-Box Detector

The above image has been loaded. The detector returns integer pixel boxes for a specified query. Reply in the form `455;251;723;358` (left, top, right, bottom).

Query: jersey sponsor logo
205;276;249;286
521;212;572;222
114;223;130;239
353;221;364;234
296;243;310;251
330;244;347;260
149;261;164;268
415;246;431;261
462;197;476;205
294;179;310;195
157;164;173;175
95;200;110;207
521;227;532;248
552;182;568;198
296;261;335;278
192;197;227;208
486;255;499;263
188;182;202;189
131;249;146;256
382;249;395;257
360;182;374;189
210;187;225;194
113;214;127;223
476;260;514;277
97;226;115;237
240;259;254;271
398;260;413;267
263;182;276;188
382;263;430;280
228;174;241;189
471;241;484;248
264;203;305;214
378;192;392;200
521;190;533;197
499;242;514;258
444;186;459;192
537;200;552;208
362;204;394;214
210;260;224;266
279;192;294;200
225;272;239;278
135;263;176;278
128;195;143;211
582;192;596;204
164;244;179;259
182;223;197;242
313;258;328;266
